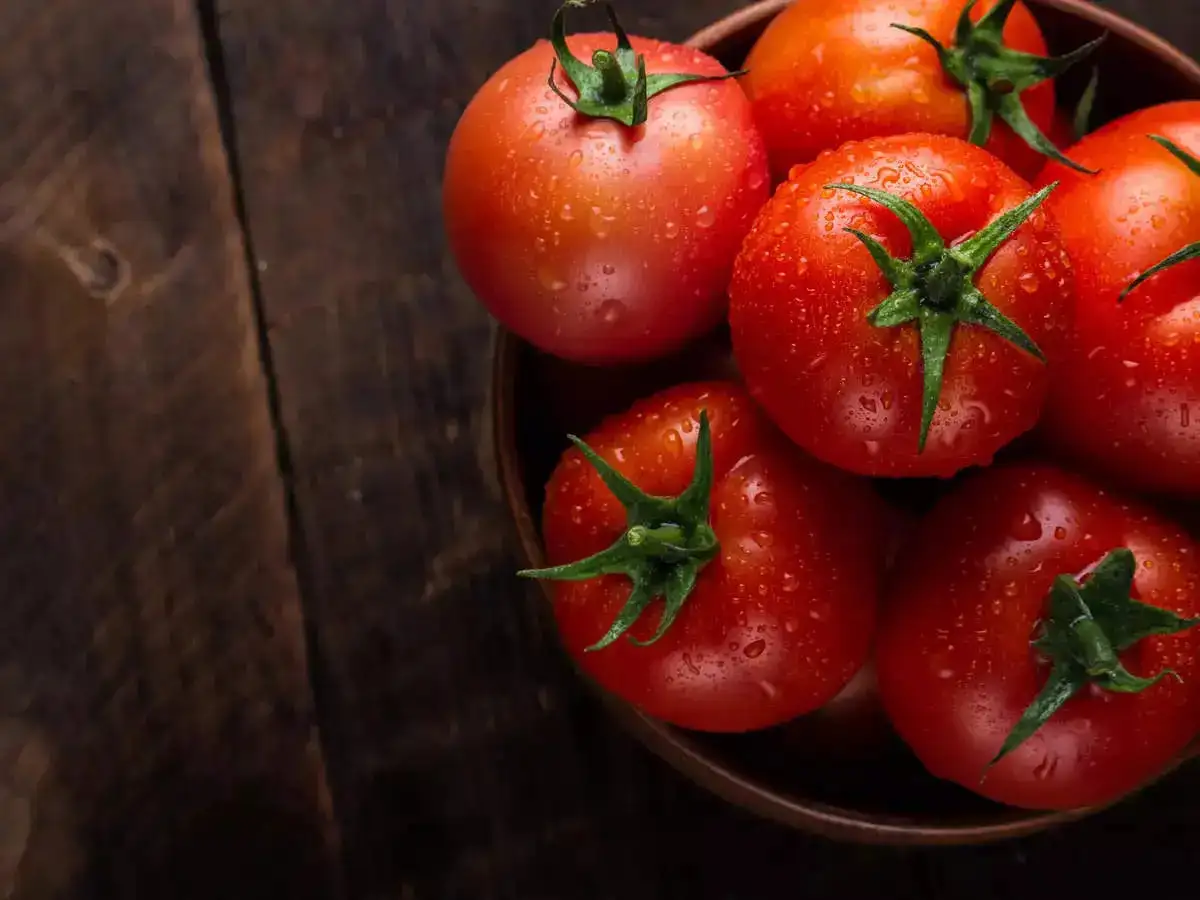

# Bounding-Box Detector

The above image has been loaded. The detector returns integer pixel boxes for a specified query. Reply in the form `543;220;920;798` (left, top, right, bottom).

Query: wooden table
0;1;1196;897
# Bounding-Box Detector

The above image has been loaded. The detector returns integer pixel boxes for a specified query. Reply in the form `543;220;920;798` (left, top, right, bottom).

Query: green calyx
518;411;719;651
892;0;1104;173
547;0;743;128
1120;135;1200;301
991;548;1200;767
828;180;1055;453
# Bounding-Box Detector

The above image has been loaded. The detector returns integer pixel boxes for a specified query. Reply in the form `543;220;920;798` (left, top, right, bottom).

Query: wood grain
0;0;337;897
211;0;1200;898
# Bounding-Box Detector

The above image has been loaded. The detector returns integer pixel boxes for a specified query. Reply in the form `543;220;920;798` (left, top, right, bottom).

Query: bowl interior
498;0;1200;843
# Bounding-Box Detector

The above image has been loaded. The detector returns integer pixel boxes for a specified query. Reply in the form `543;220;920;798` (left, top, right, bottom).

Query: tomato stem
545;1;744;128
891;0;1104;173
989;548;1200;768
518;410;720;651
828;181;1053;452
592;49;628;103
1120;135;1200;301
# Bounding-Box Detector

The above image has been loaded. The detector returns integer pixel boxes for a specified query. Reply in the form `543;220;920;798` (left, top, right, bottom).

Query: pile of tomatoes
444;0;1200;813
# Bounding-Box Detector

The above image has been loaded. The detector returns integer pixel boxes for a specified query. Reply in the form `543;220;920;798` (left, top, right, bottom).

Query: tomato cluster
445;0;1200;813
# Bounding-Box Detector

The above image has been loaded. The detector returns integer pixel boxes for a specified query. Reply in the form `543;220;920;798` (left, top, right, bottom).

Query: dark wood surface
1;1;1198;898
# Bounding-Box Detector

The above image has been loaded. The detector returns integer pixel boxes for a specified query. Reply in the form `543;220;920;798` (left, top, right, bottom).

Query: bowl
492;0;1200;845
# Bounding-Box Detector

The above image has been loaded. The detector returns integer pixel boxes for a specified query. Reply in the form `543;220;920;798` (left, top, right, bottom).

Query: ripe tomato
740;0;1098;181
525;381;885;732
876;464;1200;810
1036;101;1200;494
729;133;1074;479
443;2;769;365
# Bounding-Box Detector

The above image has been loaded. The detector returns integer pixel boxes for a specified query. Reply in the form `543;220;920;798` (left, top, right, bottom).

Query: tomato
443;2;769;365
1035;101;1200;494
525;381;885;732
876;464;1200;810
728;133;1074;479
740;0;1099;182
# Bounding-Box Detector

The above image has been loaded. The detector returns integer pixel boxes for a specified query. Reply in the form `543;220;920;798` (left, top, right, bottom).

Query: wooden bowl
491;0;1200;845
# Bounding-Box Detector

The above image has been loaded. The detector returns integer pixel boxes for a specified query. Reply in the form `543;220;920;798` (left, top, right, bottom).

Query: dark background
0;1;1197;898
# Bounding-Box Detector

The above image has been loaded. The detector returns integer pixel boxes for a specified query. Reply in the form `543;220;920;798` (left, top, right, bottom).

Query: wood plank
212;0;1200;897
0;1;339;897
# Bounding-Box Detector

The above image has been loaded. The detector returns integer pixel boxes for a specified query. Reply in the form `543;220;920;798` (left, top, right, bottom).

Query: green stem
890;1;1103;172
827;182;1053;453
519;410;721;649
989;549;1200;768
591;50;627;103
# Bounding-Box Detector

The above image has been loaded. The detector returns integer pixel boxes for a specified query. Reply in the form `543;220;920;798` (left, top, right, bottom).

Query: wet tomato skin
876;464;1200;810
728;133;1075;479
444;35;769;365
740;0;1054;181
1036;101;1200;494
542;382;885;732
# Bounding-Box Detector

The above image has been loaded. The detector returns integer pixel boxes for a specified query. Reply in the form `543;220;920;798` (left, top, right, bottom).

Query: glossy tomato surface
877;464;1200;810
444;34;769;365
729;134;1074;479
1036;101;1200;494
740;0;1055;181
541;382;884;732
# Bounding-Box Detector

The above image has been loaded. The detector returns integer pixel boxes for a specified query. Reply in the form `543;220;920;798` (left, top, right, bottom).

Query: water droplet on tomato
784;617;800;633
589;206;615;239
567;149;584;169
781;571;799;592
569;505;584;524
750;530;774;549
538;265;568;292
1018;272;1039;293
748;168;766;190
1011;512;1043;542
689;133;704;151
597;299;625;324
496;78;510;93
1182;403;1192;428
1054;526;1068;541
758;680;779;699
859;395;878;413
864;440;881;456
664;221;680;239
696;205;715;228
743;640;767;659
559;203;575;222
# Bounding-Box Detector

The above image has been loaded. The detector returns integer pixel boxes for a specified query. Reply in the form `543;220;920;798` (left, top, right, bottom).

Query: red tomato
729;133;1075;479
531;381;885;732
443;5;769;365
741;0;1077;181
877;464;1200;810
1036;101;1200;494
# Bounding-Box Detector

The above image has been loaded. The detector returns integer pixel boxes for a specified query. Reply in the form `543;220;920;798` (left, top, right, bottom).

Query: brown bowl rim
490;0;1200;845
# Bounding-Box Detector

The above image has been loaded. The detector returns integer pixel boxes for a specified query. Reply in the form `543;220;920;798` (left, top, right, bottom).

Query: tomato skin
740;0;1054;182
876;464;1200;810
1035;102;1200;494
728;134;1074;479
542;382;885;732
443;35;769;365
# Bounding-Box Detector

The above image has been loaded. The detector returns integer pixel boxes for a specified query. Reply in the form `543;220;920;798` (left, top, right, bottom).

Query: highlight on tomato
739;0;1102;181
728;133;1075;479
443;0;770;365
1036;100;1200;494
521;381;886;733
876;463;1200;810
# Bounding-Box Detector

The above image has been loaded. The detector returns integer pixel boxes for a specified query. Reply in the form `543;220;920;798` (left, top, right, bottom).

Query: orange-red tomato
444;32;769;365
741;0;1056;181
1036;101;1200;494
539;382;885;732
878;464;1200;810
729;134;1075;478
